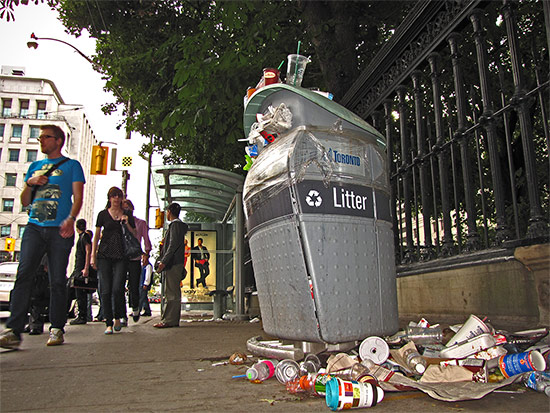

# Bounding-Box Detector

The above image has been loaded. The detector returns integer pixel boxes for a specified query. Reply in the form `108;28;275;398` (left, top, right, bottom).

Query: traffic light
155;208;165;228
5;237;15;252
90;145;108;175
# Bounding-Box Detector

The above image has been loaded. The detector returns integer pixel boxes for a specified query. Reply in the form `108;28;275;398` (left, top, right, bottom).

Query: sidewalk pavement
1;309;549;412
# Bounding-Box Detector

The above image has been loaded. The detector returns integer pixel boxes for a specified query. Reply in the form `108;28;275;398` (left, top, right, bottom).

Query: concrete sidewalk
1;311;549;412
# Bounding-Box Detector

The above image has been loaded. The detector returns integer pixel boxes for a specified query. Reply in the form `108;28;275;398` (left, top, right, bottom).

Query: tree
50;1;410;171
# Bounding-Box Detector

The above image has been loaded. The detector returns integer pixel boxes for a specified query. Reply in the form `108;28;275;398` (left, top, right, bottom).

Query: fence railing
342;0;549;266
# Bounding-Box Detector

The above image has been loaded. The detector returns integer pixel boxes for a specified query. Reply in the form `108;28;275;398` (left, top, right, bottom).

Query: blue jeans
139;286;151;314
97;258;126;327
7;223;74;335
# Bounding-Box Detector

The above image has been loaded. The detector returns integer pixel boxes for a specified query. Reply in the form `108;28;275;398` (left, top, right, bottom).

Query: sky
0;2;160;225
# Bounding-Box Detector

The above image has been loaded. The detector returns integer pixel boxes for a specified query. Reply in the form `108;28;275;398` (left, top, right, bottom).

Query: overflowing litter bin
243;84;398;344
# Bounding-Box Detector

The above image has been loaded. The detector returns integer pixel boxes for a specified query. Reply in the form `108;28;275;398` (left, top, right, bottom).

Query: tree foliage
50;1;410;172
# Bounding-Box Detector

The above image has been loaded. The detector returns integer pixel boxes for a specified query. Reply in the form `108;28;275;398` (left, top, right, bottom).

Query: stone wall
396;243;549;329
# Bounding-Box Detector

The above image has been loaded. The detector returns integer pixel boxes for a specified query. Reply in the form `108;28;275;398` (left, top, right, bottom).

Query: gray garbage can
243;85;398;344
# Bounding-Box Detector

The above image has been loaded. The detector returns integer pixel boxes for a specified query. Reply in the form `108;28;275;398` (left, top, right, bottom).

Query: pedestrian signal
155;208;165;229
5;237;15;252
91;145;108;175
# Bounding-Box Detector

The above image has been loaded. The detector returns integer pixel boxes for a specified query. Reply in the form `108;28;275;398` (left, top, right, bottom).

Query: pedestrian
69;219;93;325
139;254;153;317
192;238;210;288
0;124;85;349
91;186;137;335
120;198;152;325
154;202;187;328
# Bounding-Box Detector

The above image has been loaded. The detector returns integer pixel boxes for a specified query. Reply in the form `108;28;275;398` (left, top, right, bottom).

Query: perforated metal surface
299;215;398;343
248;216;322;342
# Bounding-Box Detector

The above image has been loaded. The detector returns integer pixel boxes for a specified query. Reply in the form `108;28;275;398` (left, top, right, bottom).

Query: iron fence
342;0;549;265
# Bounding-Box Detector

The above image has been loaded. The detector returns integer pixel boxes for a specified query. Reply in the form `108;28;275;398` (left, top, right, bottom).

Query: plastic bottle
246;359;278;381
523;371;550;397
299;354;321;376
403;348;427;374
404;326;443;345
299;373;333;397
275;359;300;384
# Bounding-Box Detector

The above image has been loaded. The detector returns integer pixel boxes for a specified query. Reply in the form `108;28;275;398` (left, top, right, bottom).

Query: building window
1;225;11;237
19;99;29;118
37;101;47;119
11;125;23;139
0;124;4;138
29;126;40;141
2;99;11;117
5;173;16;187
18;225;26;238
21;205;31;214
26;149;38;162
8;149;19;162
2;199;14;212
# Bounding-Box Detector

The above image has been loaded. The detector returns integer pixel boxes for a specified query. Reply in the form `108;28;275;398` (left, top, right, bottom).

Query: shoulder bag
30;157;70;202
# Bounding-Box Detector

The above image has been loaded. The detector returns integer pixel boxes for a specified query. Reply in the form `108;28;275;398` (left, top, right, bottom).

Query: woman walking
91;187;137;334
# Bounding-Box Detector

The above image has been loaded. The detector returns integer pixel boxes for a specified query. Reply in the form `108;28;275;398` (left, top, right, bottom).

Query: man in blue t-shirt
0;124;85;349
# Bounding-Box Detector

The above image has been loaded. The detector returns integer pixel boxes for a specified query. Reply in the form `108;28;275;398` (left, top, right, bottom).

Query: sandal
104;326;113;335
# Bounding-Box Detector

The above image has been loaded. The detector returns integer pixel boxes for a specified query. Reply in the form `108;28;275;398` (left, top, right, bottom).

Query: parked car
0;261;18;310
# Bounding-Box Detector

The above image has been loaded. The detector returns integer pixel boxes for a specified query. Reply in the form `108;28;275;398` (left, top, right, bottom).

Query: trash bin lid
243;84;385;147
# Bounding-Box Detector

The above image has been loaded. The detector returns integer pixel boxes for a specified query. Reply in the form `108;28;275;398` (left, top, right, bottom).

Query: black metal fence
342;0;549;265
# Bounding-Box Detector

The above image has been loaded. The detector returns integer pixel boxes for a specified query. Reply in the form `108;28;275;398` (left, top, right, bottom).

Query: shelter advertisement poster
181;231;216;302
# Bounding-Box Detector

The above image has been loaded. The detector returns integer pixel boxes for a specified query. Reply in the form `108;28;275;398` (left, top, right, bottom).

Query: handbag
121;222;143;259
71;267;98;291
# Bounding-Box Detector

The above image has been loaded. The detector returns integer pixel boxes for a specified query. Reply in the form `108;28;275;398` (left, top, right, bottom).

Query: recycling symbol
305;190;323;207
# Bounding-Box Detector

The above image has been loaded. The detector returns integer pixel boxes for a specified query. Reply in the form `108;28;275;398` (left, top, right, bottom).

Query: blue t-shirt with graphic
25;157;85;227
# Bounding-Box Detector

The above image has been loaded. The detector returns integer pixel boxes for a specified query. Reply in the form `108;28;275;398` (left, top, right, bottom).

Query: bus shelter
152;165;246;318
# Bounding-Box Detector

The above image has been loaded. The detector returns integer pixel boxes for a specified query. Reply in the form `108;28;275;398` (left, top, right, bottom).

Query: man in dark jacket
154;203;187;328
192;238;210;288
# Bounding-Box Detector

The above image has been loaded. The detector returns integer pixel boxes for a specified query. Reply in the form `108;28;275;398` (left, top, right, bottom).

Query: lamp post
27;33;133;197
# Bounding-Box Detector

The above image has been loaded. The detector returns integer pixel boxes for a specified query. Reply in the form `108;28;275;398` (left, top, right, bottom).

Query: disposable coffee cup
325;377;384;411
446;314;491;347
263;68;280;85
286;54;310;87
498;350;546;378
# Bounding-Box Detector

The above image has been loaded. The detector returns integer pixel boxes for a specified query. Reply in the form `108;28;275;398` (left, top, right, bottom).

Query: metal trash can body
243;86;398;344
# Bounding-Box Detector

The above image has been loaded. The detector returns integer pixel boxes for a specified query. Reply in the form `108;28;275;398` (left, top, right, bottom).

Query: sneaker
69;318;87;325
120;318;127;328
132;310;140;323
46;328;64;346
0;329;22;349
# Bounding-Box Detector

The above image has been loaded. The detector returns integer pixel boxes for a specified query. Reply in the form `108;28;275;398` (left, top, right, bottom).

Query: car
0;261;18;310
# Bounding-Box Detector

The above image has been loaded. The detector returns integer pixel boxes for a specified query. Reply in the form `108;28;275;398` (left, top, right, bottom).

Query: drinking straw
293;41;301;86
277;60;285;70
232;374;247;379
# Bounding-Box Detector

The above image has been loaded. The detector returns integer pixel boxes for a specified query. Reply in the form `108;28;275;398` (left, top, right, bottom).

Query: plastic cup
446;314;491;346
286;54;310;87
325;377;384;411
359;336;390;364
498;350;546;378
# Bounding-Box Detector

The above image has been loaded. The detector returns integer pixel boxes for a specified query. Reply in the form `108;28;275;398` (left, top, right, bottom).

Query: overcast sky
0;2;159;223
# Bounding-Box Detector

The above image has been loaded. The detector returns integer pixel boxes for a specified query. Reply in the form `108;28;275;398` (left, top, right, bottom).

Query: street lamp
27;32;95;66
27;33;134;198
